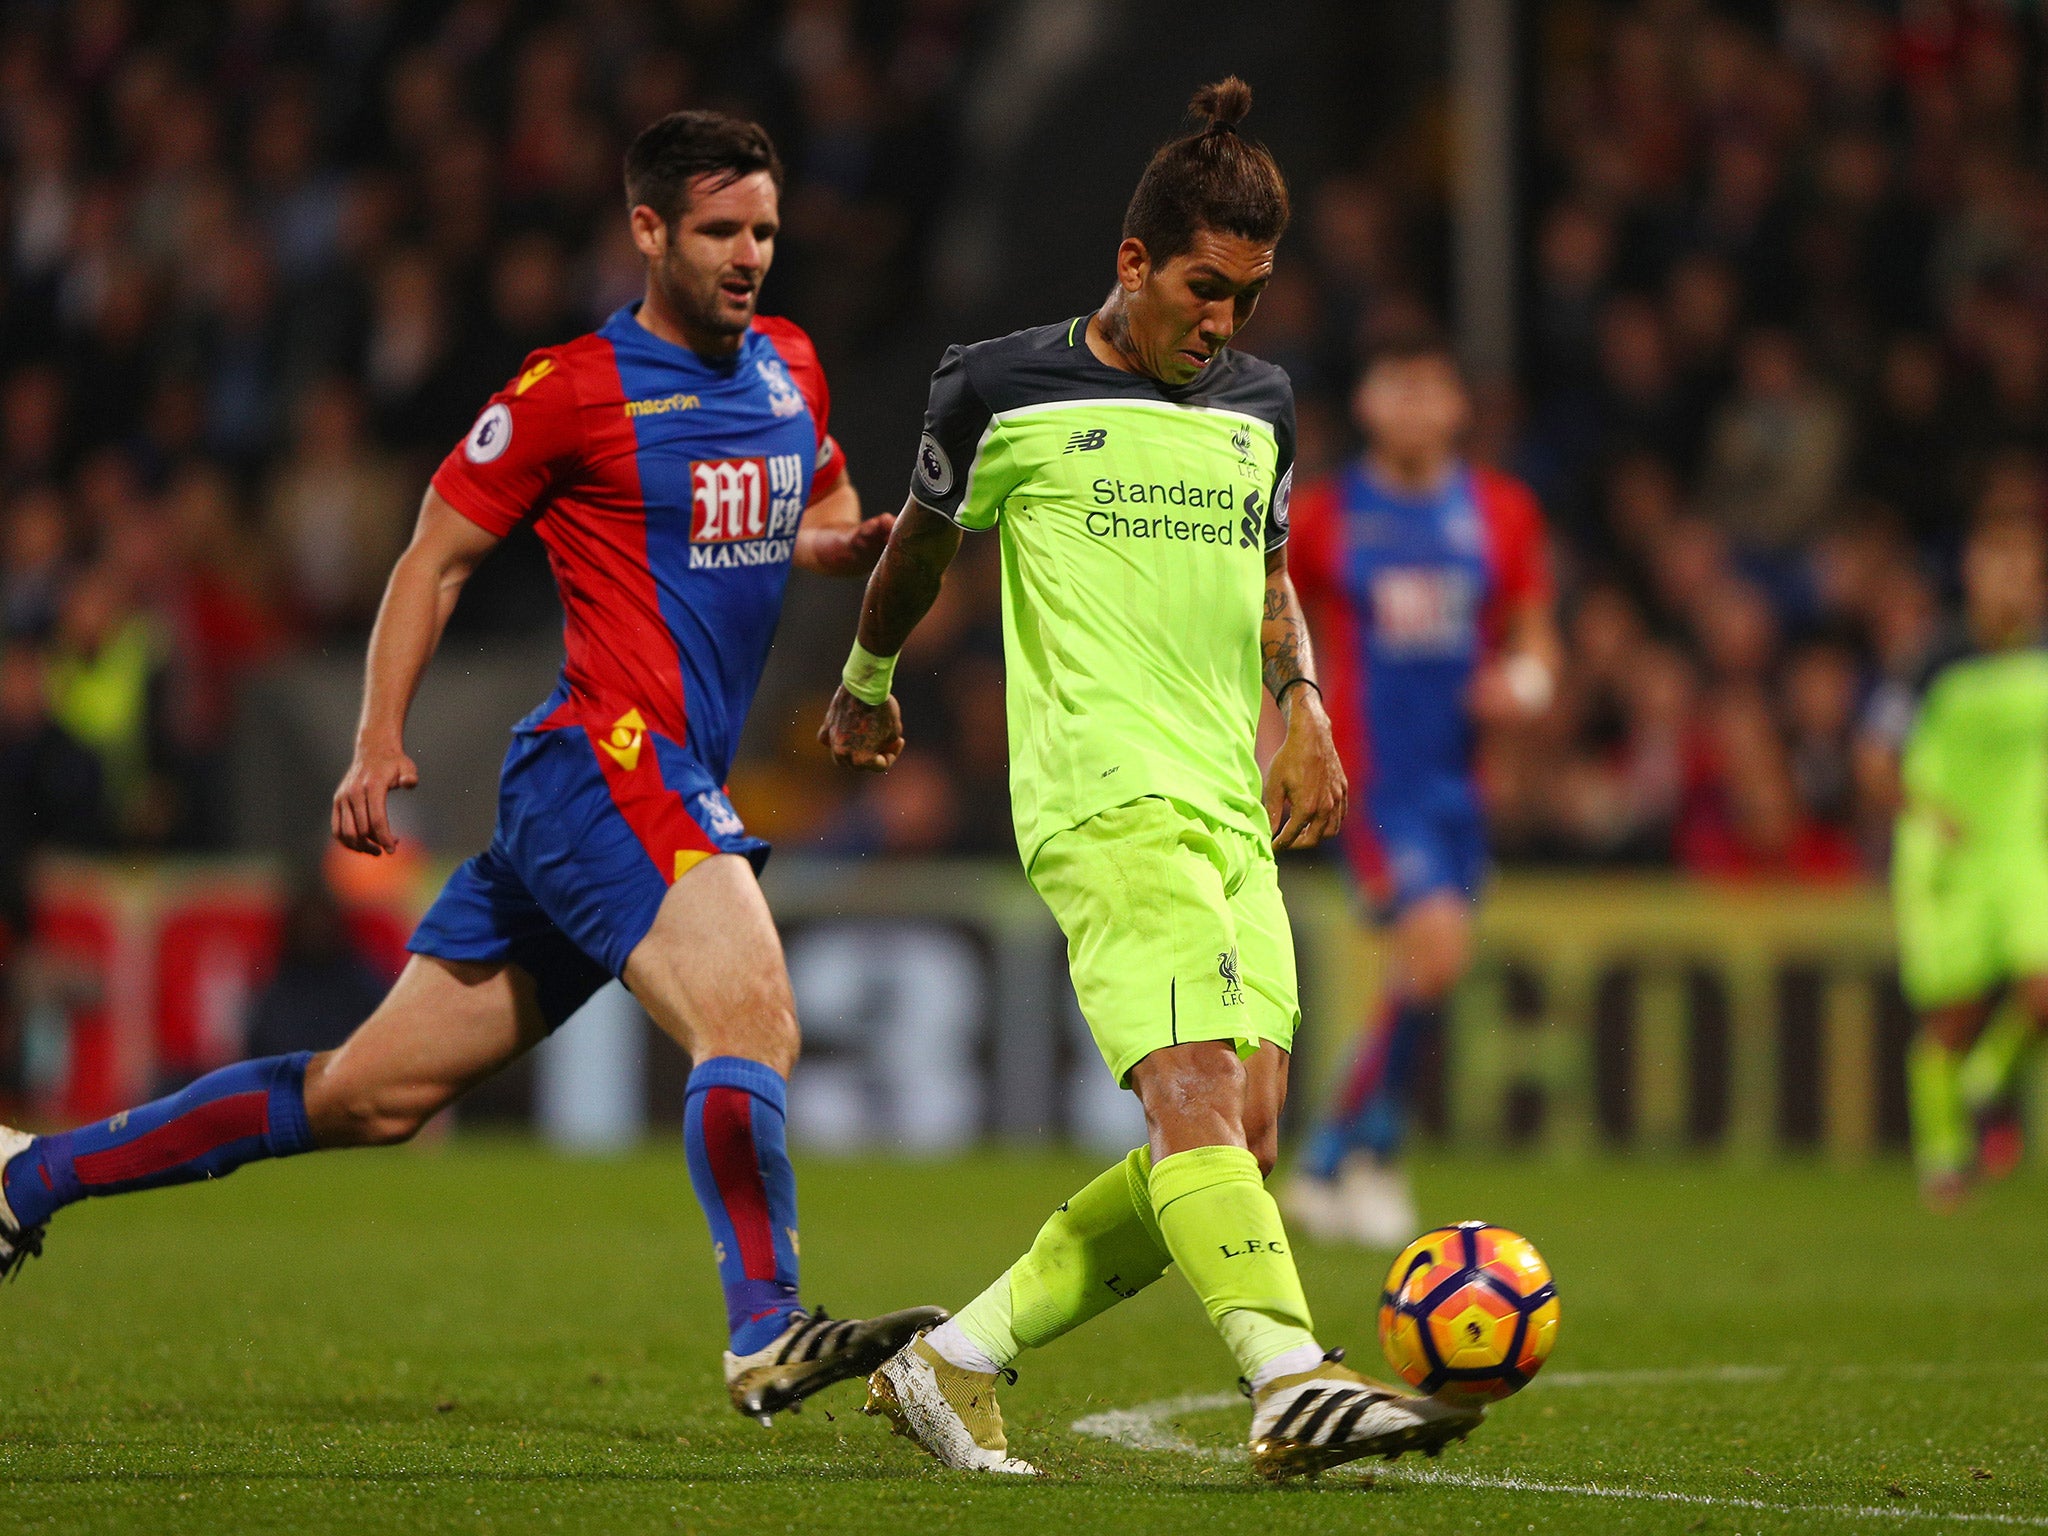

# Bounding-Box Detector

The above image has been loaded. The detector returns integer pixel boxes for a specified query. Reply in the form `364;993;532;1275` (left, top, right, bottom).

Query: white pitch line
1071;1383;2048;1527
1071;1392;1239;1456
1384;1468;2048;1529
1539;1363;1785;1388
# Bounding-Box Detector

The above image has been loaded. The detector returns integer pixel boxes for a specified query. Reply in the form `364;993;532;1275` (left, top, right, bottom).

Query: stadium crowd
0;0;972;923
0;0;2041;895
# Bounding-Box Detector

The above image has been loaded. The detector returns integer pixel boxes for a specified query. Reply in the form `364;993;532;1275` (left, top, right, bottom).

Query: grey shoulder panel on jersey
958;319;1294;428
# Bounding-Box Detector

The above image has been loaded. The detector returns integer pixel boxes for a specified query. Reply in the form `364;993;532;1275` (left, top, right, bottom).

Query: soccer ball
1378;1221;1559;1404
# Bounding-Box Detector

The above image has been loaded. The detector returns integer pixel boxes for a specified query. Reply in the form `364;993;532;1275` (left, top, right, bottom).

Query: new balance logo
1063;428;1108;454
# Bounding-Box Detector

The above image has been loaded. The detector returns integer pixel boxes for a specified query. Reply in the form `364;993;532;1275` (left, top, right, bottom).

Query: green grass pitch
3;1142;2045;1534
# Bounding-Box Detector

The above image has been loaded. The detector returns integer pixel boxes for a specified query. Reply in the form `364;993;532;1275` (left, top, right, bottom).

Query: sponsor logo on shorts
1219;946;1244;1007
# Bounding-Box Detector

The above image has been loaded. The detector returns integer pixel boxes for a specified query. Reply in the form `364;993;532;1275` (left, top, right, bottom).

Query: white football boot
1336;1153;1420;1250
1278;1170;1356;1244
864;1333;1040;1474
0;1125;44;1282
724;1304;949;1424
1247;1348;1482;1480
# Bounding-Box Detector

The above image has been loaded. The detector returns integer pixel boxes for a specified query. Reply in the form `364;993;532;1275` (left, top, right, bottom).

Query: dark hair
624;111;783;224
1361;328;1460;376
1121;78;1290;265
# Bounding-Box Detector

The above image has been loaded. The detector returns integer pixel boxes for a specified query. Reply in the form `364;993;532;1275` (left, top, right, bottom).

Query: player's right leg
1895;814;2003;1209
617;853;945;1422
1;953;545;1279
868;800;1477;1477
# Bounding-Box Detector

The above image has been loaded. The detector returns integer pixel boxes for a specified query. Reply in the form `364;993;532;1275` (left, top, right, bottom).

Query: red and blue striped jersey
431;305;844;781
1291;460;1549;800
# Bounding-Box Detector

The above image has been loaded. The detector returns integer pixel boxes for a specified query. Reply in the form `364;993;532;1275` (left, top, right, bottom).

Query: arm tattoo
1261;573;1312;704
856;510;960;656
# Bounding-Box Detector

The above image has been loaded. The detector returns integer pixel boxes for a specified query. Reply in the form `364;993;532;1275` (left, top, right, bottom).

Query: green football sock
952;1147;1170;1369
1910;1032;1971;1177
1148;1144;1316;1379
1959;1008;2035;1112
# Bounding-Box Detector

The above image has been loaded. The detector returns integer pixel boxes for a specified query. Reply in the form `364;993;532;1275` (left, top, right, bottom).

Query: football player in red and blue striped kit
0;111;944;1421
1281;335;1560;1249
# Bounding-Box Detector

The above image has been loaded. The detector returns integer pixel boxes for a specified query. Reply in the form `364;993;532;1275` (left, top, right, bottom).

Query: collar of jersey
1350;456;1470;511
606;303;753;374
1065;312;1235;406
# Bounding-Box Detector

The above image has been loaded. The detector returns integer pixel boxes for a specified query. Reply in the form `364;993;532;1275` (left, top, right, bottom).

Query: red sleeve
429;349;585;536
1286;476;1342;612
1475;468;1552;641
752;314;846;502
1476;468;1551;606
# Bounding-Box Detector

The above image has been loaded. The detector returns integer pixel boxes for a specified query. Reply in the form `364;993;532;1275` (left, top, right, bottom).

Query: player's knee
694;991;800;1077
1402;913;1470;1002
755;1000;801;1077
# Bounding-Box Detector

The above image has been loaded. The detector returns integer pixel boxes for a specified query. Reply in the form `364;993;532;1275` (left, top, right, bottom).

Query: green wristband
841;639;899;706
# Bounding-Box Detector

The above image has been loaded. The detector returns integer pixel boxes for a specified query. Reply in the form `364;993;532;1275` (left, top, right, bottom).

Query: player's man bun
1122;76;1289;265
625;110;783;225
1188;76;1254;132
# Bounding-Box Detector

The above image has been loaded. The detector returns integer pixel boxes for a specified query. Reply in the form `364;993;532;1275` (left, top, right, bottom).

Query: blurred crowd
6;0;2046;892
1479;0;2034;880
777;0;2030;881
0;0;972;916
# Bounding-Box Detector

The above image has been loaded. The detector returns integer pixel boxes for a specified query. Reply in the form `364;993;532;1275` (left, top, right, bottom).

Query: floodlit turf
3;1142;2045;1534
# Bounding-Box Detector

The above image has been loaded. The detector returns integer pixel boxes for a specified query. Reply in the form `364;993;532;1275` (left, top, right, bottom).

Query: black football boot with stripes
724;1305;950;1424
1245;1348;1483;1480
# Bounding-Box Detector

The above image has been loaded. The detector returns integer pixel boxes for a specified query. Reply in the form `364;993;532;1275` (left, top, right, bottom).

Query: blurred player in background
1867;507;2048;1209
823;79;1482;1480
0;111;945;1423
1282;337;1559;1249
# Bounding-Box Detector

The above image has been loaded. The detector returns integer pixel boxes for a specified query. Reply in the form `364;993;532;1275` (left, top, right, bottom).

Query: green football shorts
1893;809;2048;1009
1027;795;1301;1086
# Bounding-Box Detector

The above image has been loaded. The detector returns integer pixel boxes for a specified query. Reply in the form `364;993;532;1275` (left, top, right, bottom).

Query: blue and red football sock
1304;998;1440;1177
2;1053;317;1230
682;1056;802;1355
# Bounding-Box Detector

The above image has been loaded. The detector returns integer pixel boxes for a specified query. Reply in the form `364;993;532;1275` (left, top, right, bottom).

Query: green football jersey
1897;635;2048;849
909;317;1296;863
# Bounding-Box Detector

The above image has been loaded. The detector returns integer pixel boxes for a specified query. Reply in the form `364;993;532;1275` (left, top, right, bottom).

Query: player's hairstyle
1361;328;1461;377
1122;77;1290;265
624;111;784;225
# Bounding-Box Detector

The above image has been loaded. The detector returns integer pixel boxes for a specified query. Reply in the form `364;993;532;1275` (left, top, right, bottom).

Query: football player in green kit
819;78;1483;1479
1873;506;2048;1208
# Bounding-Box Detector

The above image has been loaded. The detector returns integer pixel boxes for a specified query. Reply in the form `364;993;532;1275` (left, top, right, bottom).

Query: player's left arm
1472;597;1564;725
1261;545;1349;850
793;471;895;576
1472;473;1563;725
